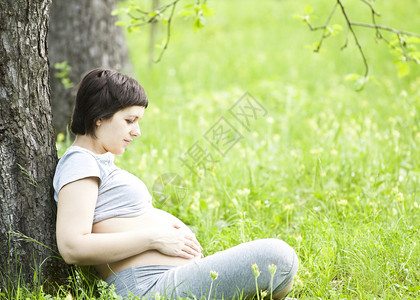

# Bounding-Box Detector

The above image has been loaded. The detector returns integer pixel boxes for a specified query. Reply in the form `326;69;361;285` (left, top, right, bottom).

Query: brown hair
70;68;148;136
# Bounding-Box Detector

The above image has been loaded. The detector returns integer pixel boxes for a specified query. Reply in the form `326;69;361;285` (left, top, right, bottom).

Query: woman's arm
56;177;201;265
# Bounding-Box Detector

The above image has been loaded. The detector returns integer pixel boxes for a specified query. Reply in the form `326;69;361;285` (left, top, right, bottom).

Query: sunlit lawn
49;0;420;299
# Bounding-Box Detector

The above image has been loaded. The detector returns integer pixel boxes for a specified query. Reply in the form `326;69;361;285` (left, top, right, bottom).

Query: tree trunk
0;0;68;287
49;0;131;135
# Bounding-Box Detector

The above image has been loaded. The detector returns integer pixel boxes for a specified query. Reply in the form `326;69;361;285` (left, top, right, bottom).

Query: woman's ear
96;119;102;127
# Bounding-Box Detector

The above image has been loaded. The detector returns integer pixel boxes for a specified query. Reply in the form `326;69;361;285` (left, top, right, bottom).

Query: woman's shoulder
55;146;114;183
58;146;114;166
53;146;113;201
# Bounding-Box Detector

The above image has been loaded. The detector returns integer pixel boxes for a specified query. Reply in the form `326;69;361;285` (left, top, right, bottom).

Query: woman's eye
126;119;134;124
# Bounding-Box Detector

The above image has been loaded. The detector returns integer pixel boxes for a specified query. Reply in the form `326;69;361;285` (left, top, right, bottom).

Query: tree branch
153;0;179;63
313;3;338;52
336;0;369;77
117;0;213;63
349;22;420;39
300;0;420;78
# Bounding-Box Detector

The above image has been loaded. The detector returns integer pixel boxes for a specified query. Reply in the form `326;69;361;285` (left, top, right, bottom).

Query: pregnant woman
54;68;298;299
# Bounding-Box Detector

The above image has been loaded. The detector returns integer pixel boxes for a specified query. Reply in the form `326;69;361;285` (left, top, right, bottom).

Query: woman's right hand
149;223;203;259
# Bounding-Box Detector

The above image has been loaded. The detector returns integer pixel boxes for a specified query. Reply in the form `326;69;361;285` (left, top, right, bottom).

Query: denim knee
263;239;298;292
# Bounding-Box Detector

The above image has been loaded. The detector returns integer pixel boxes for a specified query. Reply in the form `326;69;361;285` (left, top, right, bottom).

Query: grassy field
117;1;420;298
8;0;420;299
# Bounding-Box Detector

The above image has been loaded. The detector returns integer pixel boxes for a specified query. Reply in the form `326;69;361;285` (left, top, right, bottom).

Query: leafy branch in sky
295;0;420;89
112;0;215;63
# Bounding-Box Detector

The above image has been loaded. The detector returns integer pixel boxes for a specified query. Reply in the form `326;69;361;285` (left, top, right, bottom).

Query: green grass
5;0;420;299
117;2;420;297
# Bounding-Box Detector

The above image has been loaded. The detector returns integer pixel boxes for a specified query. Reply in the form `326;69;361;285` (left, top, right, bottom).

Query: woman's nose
131;123;141;137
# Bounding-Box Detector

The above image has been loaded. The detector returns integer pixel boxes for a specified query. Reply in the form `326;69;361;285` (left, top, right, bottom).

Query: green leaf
127;26;140;33
345;73;361;82
201;4;215;17
354;76;368;92
390;48;402;56
305;42;324;52
397;62;410;77
62;78;74;89
115;21;127;27
111;8;128;16
410;51;420;63
389;38;400;48
194;17;204;30
368;76;380;86
324;27;332;35
194;4;201;13
407;43;417;51
183;3;194;10
331;24;342;36
128;5;138;11
406;36;420;44
304;5;313;14
155;40;167;49
149;11;157;18
178;9;194;17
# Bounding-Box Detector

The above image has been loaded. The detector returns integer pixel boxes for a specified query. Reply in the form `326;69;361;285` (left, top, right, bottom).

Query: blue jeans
105;239;298;299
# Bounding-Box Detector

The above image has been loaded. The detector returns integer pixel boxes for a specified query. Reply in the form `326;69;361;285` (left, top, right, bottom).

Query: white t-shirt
53;146;153;223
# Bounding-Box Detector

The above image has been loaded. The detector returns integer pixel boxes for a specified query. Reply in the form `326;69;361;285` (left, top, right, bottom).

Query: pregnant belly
92;208;200;279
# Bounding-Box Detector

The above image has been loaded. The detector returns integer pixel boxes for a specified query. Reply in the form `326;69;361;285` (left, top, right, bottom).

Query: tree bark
0;0;68;287
49;0;131;134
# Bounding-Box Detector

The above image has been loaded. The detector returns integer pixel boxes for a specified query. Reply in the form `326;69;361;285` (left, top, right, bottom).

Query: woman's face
94;106;145;155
